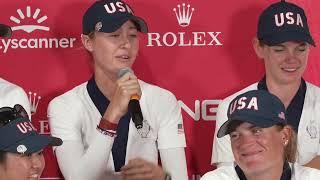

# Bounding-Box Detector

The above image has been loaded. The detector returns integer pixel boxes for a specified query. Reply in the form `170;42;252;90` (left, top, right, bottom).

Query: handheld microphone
0;24;12;38
118;68;143;129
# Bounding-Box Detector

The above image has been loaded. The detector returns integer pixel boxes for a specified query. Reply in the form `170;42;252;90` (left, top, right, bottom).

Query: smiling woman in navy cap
212;0;320;170
202;90;320;180
0;104;62;180
47;0;188;180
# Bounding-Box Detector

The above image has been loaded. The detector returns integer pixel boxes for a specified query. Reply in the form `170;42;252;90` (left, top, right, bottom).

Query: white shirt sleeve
211;98;234;165
48;97;114;180
155;90;186;149
201;166;239;180
292;163;320;179
160;147;188;180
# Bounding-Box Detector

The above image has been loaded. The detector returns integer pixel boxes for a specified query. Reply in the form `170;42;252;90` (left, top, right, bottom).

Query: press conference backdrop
0;0;319;179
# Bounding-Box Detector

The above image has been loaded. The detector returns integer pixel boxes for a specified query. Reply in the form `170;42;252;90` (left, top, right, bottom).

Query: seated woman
0;104;62;180
202;90;320;180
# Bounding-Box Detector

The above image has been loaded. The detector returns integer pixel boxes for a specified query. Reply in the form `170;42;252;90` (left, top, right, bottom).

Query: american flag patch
178;123;184;134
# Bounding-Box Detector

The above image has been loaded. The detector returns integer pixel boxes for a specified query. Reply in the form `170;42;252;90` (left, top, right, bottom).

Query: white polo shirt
0;78;30;116
201;163;320;180
48;79;186;180
212;80;320;166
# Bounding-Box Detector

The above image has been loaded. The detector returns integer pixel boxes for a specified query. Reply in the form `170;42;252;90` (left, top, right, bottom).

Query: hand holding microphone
103;68;143;130
118;68;143;130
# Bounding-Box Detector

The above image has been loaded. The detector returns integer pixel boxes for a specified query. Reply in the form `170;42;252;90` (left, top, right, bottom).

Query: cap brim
261;31;315;47
100;15;148;34
4;134;62;154
217;116;277;138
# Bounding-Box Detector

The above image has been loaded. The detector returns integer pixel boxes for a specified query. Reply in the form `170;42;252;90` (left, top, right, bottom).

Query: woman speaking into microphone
47;0;188;180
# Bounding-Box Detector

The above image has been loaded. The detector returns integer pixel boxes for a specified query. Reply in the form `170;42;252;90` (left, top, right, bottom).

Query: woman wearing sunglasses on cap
47;0;187;180
202;90;320;180
0;104;62;180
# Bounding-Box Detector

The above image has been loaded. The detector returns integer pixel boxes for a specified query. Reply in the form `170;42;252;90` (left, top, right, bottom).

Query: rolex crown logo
173;3;195;27
28;91;41;115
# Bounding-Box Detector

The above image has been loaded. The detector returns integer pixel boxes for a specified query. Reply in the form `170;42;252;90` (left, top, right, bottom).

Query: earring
284;140;289;146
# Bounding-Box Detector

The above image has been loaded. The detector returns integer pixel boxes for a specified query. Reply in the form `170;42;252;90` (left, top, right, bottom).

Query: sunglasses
0;104;28;127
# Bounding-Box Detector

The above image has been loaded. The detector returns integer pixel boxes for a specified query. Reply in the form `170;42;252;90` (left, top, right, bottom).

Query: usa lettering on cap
104;2;133;14
229;96;259;115
274;12;303;27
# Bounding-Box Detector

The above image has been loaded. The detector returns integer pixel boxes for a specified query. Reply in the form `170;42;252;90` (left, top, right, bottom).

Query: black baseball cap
217;90;287;138
0;24;12;38
257;0;315;46
82;0;148;35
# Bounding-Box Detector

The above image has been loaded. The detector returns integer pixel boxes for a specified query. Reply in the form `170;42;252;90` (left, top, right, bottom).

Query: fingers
121;158;165;180
103;72;141;123
117;72;141;98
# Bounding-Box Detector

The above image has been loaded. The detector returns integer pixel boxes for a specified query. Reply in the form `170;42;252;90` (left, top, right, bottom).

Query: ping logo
173;3;195;27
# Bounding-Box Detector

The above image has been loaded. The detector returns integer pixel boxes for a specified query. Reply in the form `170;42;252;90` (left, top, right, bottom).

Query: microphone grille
118;68;133;78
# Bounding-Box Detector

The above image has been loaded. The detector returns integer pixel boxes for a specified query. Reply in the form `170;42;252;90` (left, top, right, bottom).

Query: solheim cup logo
173;3;195;27
10;6;49;33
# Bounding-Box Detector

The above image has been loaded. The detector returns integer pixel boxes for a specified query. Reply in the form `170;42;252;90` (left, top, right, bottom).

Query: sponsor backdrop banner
0;0;319;179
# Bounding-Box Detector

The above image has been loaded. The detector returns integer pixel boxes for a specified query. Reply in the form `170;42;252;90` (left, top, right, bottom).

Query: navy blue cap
217;90;287;138
82;0;148;35
257;0;315;46
0;118;62;154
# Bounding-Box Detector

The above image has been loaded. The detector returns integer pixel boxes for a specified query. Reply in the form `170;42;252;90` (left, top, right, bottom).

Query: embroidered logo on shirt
306;121;318;139
137;120;151;138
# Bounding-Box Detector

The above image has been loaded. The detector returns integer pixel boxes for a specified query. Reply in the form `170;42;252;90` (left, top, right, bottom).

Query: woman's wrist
98;118;118;131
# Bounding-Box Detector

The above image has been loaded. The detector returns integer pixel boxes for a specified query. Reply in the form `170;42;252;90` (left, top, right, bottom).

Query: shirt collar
257;76;306;132
235;161;292;180
86;76;109;116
